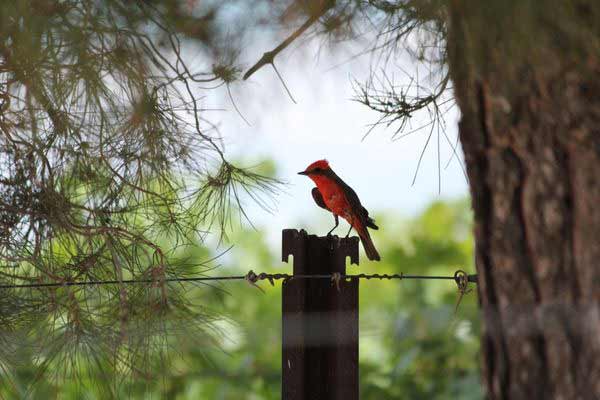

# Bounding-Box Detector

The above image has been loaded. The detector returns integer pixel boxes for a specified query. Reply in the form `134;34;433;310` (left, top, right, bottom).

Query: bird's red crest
305;159;330;172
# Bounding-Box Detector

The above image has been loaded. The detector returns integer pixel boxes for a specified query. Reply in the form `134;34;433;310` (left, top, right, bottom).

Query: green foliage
0;0;281;390
1;199;481;399
358;199;481;399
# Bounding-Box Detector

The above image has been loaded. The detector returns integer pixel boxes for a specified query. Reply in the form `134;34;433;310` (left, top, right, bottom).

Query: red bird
299;159;381;261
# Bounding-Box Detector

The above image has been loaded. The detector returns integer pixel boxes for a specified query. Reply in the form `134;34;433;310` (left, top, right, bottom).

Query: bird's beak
298;171;308;175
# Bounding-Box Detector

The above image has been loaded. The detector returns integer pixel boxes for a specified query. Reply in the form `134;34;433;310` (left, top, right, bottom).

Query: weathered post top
282;228;359;274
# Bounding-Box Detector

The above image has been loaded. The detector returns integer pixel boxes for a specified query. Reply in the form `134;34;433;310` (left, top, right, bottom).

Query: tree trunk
447;2;600;399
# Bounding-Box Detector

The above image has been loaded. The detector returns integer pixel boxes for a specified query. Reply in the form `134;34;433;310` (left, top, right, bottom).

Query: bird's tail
356;225;380;261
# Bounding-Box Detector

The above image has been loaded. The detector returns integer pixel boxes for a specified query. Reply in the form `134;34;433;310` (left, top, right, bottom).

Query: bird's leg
344;224;353;238
327;215;339;236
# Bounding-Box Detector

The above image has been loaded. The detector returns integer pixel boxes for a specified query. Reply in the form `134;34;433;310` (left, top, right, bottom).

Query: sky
201;37;469;247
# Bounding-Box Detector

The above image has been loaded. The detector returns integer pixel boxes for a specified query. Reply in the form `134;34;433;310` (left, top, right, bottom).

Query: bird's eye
314;168;321;172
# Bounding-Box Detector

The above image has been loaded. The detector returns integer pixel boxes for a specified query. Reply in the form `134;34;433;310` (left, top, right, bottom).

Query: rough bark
447;2;600;399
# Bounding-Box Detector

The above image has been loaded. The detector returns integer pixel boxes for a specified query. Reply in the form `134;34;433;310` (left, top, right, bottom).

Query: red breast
311;176;352;218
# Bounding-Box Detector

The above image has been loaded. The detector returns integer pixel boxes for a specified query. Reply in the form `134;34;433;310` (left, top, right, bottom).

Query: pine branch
243;0;335;80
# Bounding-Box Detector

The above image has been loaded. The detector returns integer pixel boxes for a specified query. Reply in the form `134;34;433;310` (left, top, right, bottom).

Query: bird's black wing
311;187;330;211
330;172;378;230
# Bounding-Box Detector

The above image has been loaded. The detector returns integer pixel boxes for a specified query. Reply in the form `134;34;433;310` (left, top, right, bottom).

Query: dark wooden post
281;229;359;400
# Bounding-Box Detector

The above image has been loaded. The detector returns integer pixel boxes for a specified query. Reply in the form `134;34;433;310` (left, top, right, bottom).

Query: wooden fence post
281;229;359;400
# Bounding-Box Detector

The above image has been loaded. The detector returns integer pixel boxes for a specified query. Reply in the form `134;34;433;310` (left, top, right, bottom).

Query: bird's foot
330;272;342;292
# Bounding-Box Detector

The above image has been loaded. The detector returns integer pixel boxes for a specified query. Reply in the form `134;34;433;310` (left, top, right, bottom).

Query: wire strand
0;270;477;290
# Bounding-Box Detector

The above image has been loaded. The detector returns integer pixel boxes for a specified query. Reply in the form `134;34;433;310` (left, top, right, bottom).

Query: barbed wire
0;270;476;293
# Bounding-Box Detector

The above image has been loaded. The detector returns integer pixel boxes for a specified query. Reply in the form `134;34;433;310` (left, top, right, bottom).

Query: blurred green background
1;197;481;399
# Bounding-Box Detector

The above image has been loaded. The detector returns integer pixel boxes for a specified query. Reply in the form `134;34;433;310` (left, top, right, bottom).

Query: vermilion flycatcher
298;159;381;261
